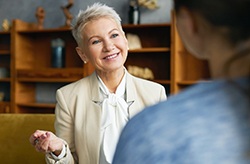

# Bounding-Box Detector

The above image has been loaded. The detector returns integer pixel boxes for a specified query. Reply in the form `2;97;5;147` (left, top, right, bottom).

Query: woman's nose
103;40;115;52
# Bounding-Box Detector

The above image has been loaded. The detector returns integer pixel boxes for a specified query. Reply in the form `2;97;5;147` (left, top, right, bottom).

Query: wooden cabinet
11;20;91;113
123;24;171;95
1;17;210;113
0;31;12;113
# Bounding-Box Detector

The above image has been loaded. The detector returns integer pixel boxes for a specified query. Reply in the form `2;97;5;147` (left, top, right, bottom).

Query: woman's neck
97;68;125;93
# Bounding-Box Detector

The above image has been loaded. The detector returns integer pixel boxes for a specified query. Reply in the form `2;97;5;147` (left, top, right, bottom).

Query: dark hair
174;0;250;44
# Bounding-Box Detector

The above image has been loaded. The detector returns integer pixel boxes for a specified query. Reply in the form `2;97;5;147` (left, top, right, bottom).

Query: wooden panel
17;68;83;82
15;34;35;69
0;102;10;113
15;82;36;103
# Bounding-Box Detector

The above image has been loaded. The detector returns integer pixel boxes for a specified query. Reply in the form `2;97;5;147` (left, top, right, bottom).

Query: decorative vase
51;38;65;68
128;0;140;24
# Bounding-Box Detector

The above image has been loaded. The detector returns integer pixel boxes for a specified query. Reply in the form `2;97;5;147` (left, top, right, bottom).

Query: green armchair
0;114;55;164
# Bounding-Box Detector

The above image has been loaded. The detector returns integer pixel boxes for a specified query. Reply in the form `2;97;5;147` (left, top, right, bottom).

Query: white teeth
105;53;118;59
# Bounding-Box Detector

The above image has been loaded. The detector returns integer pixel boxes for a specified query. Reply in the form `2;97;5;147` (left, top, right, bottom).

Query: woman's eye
92;40;100;45
111;33;119;38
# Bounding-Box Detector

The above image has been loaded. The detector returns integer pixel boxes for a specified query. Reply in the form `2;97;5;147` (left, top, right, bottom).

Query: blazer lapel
126;73;141;118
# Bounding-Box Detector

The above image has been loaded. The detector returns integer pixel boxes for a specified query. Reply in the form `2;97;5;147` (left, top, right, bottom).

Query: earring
83;61;87;64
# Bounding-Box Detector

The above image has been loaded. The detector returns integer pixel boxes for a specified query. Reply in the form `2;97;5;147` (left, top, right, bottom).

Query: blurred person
29;3;166;164
113;0;250;163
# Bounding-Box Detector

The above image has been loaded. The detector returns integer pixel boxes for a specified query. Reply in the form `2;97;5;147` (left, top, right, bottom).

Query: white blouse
98;73;129;164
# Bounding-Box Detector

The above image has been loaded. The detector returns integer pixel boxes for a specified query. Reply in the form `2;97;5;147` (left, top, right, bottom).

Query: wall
0;0;173;29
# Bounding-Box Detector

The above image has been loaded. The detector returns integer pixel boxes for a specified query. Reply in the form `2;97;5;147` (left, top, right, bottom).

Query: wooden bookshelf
0;31;12;113
0;17;210;113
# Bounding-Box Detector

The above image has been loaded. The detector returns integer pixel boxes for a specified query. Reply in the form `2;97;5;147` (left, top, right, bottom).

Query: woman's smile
103;52;119;60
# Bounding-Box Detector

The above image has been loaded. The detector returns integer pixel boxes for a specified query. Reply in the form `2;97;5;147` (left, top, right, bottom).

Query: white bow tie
98;76;128;163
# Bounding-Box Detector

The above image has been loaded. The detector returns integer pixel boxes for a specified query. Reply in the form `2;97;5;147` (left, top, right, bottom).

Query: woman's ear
76;47;88;63
123;31;129;50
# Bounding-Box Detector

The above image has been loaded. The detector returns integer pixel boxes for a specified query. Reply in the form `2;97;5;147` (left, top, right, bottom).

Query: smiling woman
29;3;167;164
76;17;128;76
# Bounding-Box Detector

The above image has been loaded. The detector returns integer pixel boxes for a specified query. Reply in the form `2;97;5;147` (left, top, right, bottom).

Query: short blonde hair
72;2;122;46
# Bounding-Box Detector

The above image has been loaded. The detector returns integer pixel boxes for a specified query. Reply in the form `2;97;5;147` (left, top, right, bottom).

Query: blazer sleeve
45;89;77;164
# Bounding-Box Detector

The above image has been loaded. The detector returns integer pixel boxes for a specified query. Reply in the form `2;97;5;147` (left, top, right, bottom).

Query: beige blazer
46;71;166;164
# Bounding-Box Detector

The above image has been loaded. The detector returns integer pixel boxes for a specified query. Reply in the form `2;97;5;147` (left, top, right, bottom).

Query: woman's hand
29;130;64;156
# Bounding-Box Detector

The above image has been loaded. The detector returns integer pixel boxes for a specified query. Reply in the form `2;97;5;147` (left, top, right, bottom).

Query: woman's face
77;17;128;74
